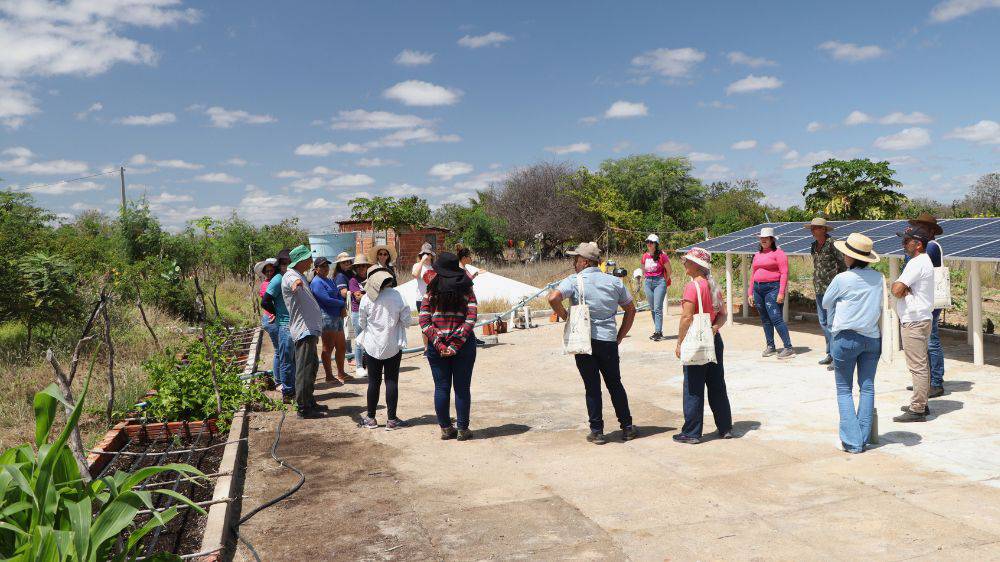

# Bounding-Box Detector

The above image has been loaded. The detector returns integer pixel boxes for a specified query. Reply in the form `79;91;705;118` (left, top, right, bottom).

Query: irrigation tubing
233;408;305;562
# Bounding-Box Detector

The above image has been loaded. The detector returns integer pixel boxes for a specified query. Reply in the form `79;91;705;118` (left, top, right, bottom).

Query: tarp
394;271;542;306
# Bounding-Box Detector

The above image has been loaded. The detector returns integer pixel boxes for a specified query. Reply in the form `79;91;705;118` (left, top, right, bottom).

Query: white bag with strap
680;279;717;366
563;274;593;355
880;273;894;365
932;241;952;309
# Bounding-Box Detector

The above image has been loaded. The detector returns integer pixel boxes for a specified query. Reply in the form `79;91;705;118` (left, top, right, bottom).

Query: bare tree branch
193;274;224;417
100;302;115;427
134;282;160;351
46;347;94;483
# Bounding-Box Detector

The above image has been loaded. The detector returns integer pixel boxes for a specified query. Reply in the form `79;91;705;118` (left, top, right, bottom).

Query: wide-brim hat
566;241;601;261
759;227;777;239
364;270;396;301
681;247;712;270
253;258;277;279
909;212;943;235
352;254;372;268
366;244;397;264
834;233;880;263
431;252;467;278
804;218;833;232
289;245;312;267
332;251;354;265
418;242;437;258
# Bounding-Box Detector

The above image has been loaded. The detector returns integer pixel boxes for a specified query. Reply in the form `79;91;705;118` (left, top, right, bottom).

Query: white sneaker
356;366;367;378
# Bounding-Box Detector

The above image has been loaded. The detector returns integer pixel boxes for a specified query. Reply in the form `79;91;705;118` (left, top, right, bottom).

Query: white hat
645;234;660;244
253;258;277;279
759;227;776;238
681;247;712;270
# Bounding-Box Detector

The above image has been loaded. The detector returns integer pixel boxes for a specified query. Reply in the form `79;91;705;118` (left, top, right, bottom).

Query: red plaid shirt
419;292;478;354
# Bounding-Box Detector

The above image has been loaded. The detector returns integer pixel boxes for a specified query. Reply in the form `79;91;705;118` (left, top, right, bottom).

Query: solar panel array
679;218;1000;261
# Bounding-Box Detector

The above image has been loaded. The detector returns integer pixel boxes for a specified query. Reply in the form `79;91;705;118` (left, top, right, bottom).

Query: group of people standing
255;242;481;440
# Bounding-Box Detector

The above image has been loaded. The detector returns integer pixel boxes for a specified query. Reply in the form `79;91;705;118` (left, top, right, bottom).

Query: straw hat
351;253;372;268
332;251;354;265
759;227;777;239
908;212;943;236
833;233;880;263
364;270;396;301
253;258;277;279
681;247;712;270
804;217;833;232
366;244;396;264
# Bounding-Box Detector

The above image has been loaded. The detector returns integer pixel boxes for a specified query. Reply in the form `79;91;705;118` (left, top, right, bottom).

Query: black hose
233;408;306;561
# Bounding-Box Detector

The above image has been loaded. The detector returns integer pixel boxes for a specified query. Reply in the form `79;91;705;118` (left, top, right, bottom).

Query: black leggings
365;352;402;419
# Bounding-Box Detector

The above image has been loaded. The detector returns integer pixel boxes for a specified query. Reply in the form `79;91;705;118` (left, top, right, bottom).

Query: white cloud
127;153;202;170
224;157;247;166
457;31;511;48
930;0;1000;22
24;180;104;195
429;161;473;180
0;80;38;128
578;116;599;125
945;120;1000;144
879;111;932;125
356;157;398;168
383;80;462;106
604;100;648;119
726;51;777;68
631;47;706;78
697;100;735;110
545;142;591;155
818;41;886;62
453;170;505;191
307;197;340;210
328;174;375;187
844;110;872;125
782;148;862;169
885;155;920;167
328;109;431;130
203;106;276;128
873;127;931;150
768;141;789;153
274;169;303;178
731;139;757;150
687;152;725;162
0;146;88;175
366;128;460;148
612;141;632;153
74;101;102;120
699;164;731;181
656;140;690;154
294;142;368;156
194;172;241;184
726;74;782;95
115;112;176;126
147;191;193;204
806;121;823;133
394;49;434;66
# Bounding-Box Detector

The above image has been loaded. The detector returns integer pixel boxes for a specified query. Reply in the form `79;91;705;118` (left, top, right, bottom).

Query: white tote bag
932;242;952;309
880;274;894;365
680;279;717;366
563;275;593;355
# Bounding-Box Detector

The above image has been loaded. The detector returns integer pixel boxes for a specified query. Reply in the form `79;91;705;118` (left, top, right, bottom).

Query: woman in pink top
641;234;671;341
748;227;794;358
673;247;732;444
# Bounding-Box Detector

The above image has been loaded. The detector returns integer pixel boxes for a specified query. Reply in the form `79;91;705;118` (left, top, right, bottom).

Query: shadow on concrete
790;346;813;355
607;425;675;442
927;399;964;419
731;420;762;437
476;423;531;439
944;380;974;394
405;414;444;427
314;390;361;401
325;404;368;420
398;365;420;373
872;431;922;448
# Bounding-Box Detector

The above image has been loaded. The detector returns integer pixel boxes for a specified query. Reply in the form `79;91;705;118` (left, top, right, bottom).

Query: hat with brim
352;254;372;268
908;212;943;235
366;244;397;264
645;234;660;244
804;218;833;232
834;233;880;263
431;252;467;278
253;258;277;279
759;227;777;239
289;245;313;267
566;241;602;262
896;225;931;244
313;256;331;268
418;242;437;258
681;247;712;270
332;252;354;266
364;270;396;301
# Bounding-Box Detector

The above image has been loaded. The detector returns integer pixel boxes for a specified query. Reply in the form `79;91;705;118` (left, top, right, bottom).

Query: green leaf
66;497;91;560
87;492;145;552
32;384;60;447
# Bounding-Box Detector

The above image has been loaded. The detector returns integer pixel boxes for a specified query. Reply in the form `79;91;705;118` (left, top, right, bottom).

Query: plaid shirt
419;293;478;354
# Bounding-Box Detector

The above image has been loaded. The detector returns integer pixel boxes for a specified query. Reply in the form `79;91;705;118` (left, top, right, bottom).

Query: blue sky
2;0;999;231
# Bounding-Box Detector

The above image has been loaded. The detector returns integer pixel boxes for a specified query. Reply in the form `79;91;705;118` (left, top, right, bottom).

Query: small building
337;220;449;267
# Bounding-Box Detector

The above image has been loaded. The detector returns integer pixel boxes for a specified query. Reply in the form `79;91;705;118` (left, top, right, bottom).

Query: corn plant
0;373;206;561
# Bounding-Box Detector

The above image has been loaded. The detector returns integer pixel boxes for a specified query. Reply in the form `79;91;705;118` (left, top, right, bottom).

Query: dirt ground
235;309;1000;561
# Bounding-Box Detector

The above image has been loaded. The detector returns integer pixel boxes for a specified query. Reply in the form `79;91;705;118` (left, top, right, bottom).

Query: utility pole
119;166;126;214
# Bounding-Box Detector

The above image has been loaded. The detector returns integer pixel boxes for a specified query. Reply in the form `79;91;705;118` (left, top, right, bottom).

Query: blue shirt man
555;268;633;342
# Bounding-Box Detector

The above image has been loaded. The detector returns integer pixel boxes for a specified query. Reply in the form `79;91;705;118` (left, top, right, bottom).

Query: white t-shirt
357;288;411;360
895;252;934;323
415;263;431;298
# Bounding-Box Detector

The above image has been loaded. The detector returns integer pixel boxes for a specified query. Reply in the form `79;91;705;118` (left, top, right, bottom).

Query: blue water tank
308;233;357;260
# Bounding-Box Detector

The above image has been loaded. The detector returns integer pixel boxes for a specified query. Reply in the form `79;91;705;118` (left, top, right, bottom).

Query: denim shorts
321;312;344;332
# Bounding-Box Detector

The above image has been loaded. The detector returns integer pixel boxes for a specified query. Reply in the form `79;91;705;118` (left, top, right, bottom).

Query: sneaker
900;404;931;414
356;366;368;378
586;431;607;445
310;402;330;412
893;409;928;423
385;418;409;431
818;355;833;365
762;346;777;357
672;433;700;444
440;426;458;440
456;429;473;441
337;372;354;383
649;332;663;342
777;348;795;359
929;386;945;398
475;338;487;346
359;415;378;429
296;408;323;419
827;364;835;371
906;385;913;391
324;375;344;386
622;425;639;442
719;430;734;439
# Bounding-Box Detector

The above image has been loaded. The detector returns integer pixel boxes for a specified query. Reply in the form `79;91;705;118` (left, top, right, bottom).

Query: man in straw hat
807;217;846;369
891;225;936;423
823;233;883;453
281;245;327;419
548;242;639;445
906;212;946;397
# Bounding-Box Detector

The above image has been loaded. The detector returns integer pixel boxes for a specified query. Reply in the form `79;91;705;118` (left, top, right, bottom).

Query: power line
4;169;120;193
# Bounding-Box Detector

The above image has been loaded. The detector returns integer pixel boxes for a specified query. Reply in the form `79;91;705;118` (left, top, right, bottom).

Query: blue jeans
261;313;280;374
426;338;477;430
644;276;667;333
574;339;633;433
350;311;365;367
275;325;296;396
753;281;792;350
831;331;880;453
681;333;732;439
815;292;831;355
929;309;944;388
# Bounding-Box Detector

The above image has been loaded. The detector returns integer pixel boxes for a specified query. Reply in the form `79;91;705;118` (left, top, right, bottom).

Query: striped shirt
419;292;478;354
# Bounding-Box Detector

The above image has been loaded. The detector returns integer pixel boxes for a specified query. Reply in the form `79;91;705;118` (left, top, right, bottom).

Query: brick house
337;220;449;268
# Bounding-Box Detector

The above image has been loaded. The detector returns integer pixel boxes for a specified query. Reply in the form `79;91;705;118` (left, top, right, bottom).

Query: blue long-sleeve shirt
309;275;347;317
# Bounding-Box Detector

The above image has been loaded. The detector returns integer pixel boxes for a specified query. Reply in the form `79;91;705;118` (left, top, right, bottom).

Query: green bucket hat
289;245;313;267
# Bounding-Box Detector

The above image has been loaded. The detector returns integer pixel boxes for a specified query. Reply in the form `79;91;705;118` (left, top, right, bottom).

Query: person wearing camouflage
808;218;846;369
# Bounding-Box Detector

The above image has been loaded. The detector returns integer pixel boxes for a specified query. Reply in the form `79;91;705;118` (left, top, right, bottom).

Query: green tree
20;253;83;349
432;200;507;258
596;154;705;230
0;193;54;325
802;159;907;219
349;195;432;253
566;168;641;230
699;179;768;236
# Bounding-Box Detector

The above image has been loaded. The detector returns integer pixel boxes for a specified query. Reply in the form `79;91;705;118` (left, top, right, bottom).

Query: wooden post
119;166;126;212
889;257;901;353
970;260;984;366
725;253;733;327
741;255;750;319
